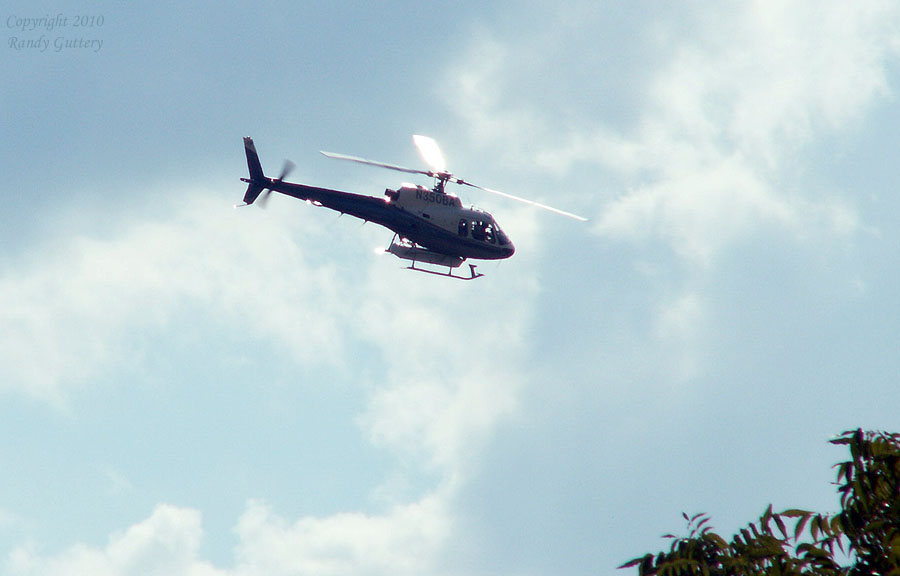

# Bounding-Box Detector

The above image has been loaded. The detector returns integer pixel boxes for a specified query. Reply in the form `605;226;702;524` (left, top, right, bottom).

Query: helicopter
238;135;586;280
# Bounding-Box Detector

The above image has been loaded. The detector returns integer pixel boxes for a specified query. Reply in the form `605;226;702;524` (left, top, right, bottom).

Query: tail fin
242;137;266;205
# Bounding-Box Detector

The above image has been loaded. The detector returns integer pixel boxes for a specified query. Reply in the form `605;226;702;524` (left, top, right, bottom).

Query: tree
620;430;900;576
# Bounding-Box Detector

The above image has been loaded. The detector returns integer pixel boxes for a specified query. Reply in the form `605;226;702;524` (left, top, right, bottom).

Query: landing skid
384;235;484;280
406;261;484;280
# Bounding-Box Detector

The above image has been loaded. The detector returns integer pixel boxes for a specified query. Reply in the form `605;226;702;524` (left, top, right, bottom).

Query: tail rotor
237;137;294;208
258;160;294;208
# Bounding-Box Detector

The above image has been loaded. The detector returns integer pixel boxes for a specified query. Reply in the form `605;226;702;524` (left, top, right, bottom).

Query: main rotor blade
412;135;447;173
321;142;588;221
460;182;589;222
320;151;432;177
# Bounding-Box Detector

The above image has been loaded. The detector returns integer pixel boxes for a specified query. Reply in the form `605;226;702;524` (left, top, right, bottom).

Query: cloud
447;2;899;266
442;34;523;147
353;264;534;479
6;497;452;576
589;3;895;262
1;250;535;574
7;505;221;576
0;190;350;405
430;1;900;421
1;179;541;574
232;498;451;576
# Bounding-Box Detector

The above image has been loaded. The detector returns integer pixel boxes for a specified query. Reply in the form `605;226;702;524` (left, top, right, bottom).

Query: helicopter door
471;220;484;241
458;219;468;237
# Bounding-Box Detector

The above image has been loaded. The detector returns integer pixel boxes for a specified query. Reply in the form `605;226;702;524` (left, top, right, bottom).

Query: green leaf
750;523;760;538
794;516;808;542
774;514;788;540
802;545;831;560
781;509;811;518
618;555;650;570
707;534;729;550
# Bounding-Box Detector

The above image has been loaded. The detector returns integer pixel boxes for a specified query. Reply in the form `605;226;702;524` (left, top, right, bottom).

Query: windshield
493;220;510;245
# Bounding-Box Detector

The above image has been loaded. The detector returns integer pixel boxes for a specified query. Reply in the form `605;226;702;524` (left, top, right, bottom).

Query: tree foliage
620;430;900;576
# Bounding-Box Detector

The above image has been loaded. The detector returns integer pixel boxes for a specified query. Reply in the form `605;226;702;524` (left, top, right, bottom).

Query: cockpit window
470;218;509;245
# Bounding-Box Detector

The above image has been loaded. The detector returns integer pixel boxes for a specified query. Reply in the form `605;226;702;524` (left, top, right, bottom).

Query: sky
2;1;900;575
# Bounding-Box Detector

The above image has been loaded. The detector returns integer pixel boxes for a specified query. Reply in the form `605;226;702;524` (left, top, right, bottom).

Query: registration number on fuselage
415;189;456;206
